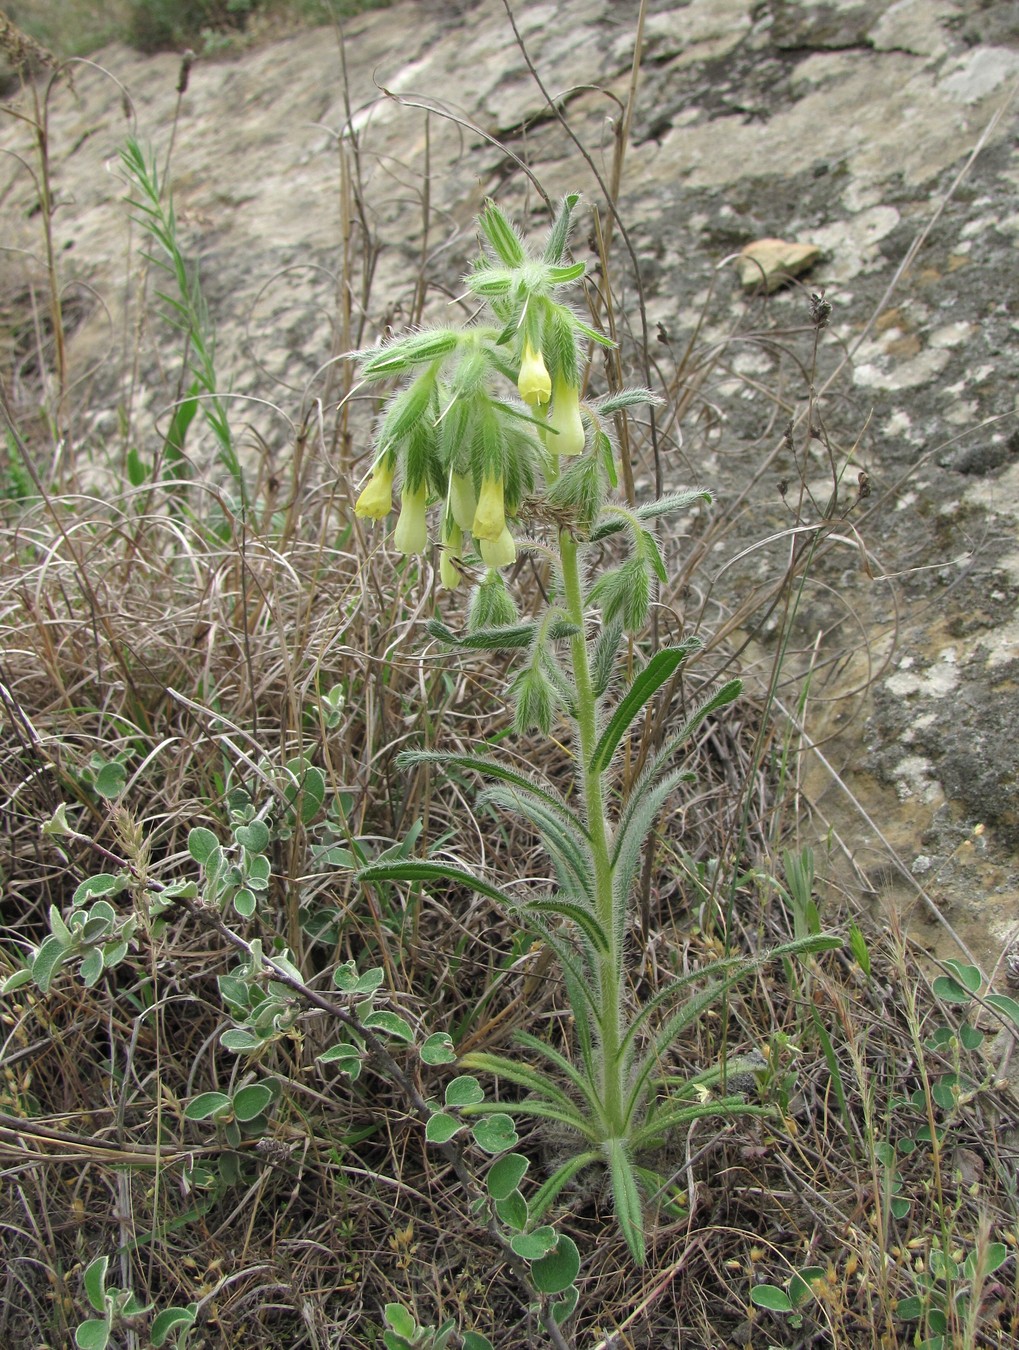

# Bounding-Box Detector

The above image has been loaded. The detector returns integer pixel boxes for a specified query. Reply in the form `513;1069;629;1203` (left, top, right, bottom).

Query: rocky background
3;0;1018;968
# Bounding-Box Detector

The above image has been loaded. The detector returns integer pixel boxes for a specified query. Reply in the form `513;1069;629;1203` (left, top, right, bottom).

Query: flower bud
517;341;552;407
354;460;395;520
548;380;586;457
393;483;429;555
448;473;478;532
472;474;506;542
478;525;516;569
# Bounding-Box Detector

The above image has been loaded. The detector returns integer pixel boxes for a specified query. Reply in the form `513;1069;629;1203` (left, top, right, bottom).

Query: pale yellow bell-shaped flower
517;340;552;407
448;472;478;532
479;525;516;569
548;380;586;456
440;519;463;589
393;483;429;555
354;459;395;520
472;474;505;542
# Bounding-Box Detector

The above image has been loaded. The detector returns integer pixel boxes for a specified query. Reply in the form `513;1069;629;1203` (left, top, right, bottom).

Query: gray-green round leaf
445;1075;485;1108
75;1319;111;1350
72;873;122;905
750;1285;793;1312
184;1092;232;1121
420;1033;456;1065
425;1112;462;1145
494;1189;528;1232
235;820;270;852
531;1235;580;1294
471;1113;518;1155
232;1083;274;1121
188;827;220;864
220;1028;263;1052
150;1305;197;1347
232;888;256;918
487;1152;529;1201
364;1010;414;1042
79;948;104;987
510;1227;557;1260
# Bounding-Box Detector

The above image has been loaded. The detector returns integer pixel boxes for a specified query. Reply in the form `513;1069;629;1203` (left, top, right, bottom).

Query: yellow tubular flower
479;525;516;568
354;459;395;520
393;483;429;555
548;380;586;456
448;472;477;532
517;340;552;407
440;519;463;590
472;474;505;542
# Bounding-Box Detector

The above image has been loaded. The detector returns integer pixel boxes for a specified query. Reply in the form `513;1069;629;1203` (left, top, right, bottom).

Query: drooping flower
548;380;586;457
472;473;506;542
354;458;395;520
440;518;464;590
393;483;429;555
479;525;517;569
517;340;552;407
448;472;478;533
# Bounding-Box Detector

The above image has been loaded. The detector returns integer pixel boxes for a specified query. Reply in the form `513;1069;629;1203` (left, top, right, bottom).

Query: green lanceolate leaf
522;896;608;956
427;618;536;650
542;193;580;265
458;1053;590;1135
481;199;527;267
624;934;840;1120
589;645;696;775
356;859;519;910
528;1150;601;1223
396;751;588;838
478;786;593;899
605;1137;646;1264
635;488;713;520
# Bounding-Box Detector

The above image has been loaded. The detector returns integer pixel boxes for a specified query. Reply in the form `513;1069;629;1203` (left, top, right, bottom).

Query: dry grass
2;13;1019;1350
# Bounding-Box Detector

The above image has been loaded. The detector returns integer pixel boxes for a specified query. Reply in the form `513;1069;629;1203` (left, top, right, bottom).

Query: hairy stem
559;529;623;1135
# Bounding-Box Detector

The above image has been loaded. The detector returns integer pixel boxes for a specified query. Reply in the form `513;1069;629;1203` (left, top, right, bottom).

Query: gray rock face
3;0;1017;963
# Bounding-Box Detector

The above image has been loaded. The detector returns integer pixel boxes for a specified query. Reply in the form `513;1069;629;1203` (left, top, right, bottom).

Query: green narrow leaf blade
589;647;691;775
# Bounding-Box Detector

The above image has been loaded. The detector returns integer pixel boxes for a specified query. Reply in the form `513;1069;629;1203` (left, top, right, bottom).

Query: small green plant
352;195;837;1264
75;1255;196;1350
381;1302;494;1350
120;136;245;507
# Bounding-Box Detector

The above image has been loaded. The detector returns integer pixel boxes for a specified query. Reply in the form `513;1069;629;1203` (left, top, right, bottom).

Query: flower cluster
352;197;610;587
